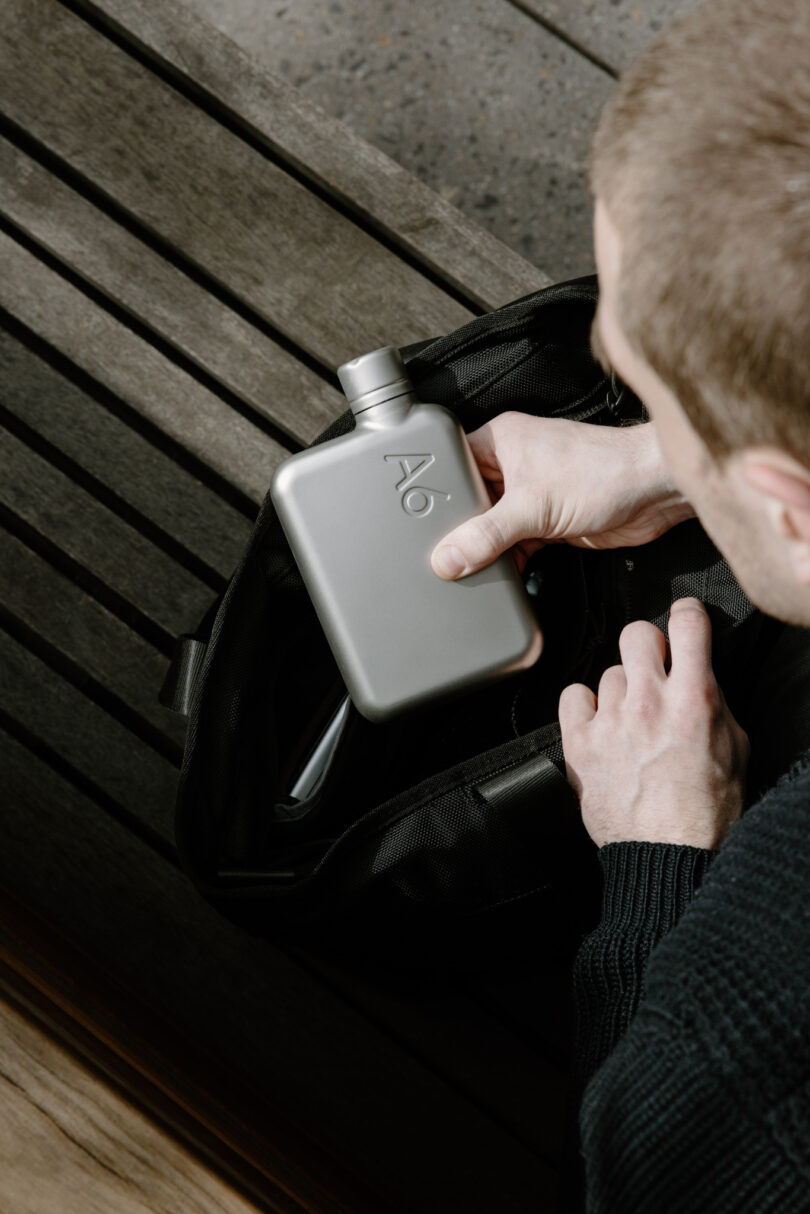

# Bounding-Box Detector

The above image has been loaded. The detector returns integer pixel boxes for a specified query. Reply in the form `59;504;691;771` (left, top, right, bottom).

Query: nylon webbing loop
478;747;570;802
159;636;208;716
476;749;581;846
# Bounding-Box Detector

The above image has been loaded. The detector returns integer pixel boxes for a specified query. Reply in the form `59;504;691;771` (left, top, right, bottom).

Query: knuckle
477;510;508;551
559;682;584;712
558;684;590;730
597;665;626;698
600;663;625;683
509;483;538;530
620;619;657;643
490;410;519;437
627;693;658;720
673;596;704;612
669;604;709;631
677;677;716;706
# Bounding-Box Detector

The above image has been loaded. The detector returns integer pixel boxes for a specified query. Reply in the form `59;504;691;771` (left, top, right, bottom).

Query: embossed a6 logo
384;453;451;516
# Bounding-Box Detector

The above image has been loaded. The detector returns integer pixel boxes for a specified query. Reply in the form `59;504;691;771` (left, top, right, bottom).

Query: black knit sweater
568;746;810;1212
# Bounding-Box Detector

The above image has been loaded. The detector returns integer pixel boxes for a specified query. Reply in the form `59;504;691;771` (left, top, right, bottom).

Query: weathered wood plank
1;630;178;843
2;513;570;1160
518;0;700;74
0;527;186;751
1;0;474;370
0;138;343;449
0;232;284;505
0;328;251;581
0;901;376;1214
69;0;552;310
2;519;570;1154
0;427;214;639
172;0;609;283
289;946;569;1161
1;519;569;1153
0;990;267;1214
0;729;560;1213
461;965;577;1071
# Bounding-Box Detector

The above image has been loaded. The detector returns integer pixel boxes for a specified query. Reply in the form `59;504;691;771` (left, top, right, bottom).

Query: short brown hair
589;0;810;467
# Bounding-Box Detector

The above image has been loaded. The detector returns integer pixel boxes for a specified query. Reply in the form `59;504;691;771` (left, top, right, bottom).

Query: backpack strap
475;745;583;847
476;749;563;802
159;583;226;716
477;748;572;807
159;635;209;716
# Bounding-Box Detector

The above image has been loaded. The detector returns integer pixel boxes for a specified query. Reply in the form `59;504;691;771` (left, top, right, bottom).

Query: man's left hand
558;597;750;850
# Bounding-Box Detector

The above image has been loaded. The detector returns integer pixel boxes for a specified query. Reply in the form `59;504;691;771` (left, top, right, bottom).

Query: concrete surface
523;0;702;73
179;0;696;286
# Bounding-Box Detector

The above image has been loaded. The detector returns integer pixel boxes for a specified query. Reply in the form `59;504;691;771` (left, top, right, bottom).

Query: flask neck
353;391;415;429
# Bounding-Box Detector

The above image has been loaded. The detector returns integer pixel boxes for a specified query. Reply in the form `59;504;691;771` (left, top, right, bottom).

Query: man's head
588;0;810;627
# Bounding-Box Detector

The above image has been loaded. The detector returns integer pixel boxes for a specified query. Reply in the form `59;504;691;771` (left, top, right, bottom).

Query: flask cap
337;346;414;415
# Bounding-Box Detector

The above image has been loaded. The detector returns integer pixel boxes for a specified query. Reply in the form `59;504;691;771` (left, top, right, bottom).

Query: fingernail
433;545;468;579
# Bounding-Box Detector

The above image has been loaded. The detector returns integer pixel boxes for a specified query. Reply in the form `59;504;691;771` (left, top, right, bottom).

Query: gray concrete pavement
179;0;695;286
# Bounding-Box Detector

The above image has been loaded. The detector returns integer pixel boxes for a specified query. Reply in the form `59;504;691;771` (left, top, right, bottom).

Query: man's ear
742;451;810;583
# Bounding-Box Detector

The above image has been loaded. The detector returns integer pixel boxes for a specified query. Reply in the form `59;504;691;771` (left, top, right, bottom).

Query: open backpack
161;274;810;968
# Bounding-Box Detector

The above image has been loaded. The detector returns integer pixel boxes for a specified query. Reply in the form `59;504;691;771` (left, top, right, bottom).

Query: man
430;0;810;1207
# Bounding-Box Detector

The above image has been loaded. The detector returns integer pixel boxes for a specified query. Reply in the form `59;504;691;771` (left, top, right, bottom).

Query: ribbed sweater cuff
571;842;719;1098
598;841;718;938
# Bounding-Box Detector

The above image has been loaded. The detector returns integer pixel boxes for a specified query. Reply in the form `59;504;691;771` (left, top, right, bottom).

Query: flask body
270;397;543;722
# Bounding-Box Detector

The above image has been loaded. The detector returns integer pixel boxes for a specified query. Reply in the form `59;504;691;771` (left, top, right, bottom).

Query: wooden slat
0;527;186;751
461;966;577;1071
0;989;266;1214
2;513;569;1159
0;0;474;371
0;138;343;449
0;232;283;505
287;945;569;1163
0;4;576;1200
69;0;552;311
0;729;560;1213
0;328;251;581
0;887;395;1214
2;515;570;1158
1;630;178;843
0;428;214;638
2;512;570;1162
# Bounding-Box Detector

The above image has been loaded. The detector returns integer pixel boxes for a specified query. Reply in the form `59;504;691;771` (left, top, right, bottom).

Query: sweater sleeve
557;841;717;1214
572;752;810;1214
572;840;717;1093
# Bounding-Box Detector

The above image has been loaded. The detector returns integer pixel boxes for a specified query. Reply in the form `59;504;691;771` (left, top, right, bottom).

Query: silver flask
269;346;543;722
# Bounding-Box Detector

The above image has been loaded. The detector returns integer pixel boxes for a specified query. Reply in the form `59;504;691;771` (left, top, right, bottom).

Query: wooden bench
0;1;578;1209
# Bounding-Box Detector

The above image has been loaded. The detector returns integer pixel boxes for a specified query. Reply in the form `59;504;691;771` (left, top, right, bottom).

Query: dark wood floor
0;1;593;1209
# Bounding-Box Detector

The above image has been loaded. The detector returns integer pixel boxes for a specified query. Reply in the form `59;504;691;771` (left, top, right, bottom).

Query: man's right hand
430;412;696;580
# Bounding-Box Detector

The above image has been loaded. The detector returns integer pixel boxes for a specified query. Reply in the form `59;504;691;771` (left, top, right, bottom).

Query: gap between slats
0;159;318;456
0;308;259;521
57;0;491;319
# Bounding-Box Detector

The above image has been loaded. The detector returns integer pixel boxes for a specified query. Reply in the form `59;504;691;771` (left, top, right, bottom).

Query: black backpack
162;274;804;968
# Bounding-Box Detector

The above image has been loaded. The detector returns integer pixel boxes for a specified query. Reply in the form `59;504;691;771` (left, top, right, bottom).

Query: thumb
430;497;526;580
